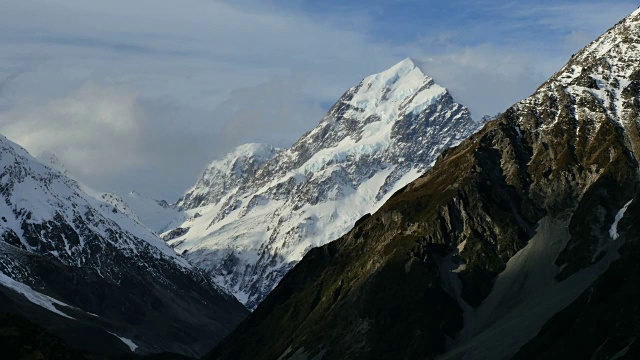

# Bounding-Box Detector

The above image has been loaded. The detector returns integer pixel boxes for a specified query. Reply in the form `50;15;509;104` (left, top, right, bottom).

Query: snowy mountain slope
84;189;183;235
39;152;182;235
178;143;280;210
117;191;183;234
165;58;486;309
208;7;640;360
0;134;247;357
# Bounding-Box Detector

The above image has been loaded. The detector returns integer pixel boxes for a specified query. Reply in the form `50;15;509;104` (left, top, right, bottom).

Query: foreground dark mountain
165;59;485;309
209;8;640;360
0;135;248;357
0;312;196;359
0;313;86;360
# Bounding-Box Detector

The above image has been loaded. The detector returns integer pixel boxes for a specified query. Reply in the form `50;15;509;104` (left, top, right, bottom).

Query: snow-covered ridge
178;143;279;210
206;143;279;169
39;152;182;235
0;132;247;356
164;58;486;309
0;133;189;268
526;7;640;132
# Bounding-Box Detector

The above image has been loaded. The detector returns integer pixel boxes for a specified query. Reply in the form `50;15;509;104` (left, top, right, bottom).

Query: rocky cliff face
0;134;248;358
208;7;640;360
164;58;485;309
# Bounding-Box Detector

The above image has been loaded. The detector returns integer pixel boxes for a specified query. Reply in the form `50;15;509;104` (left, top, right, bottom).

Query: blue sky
0;0;636;199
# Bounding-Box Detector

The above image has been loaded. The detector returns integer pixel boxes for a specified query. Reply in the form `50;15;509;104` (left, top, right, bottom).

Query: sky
0;0;637;200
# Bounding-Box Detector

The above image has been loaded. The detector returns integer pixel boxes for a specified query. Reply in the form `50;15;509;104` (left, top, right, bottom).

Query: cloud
0;0;636;199
0;0;408;198
0;75;332;199
0;70;22;97
0;83;218;198
416;44;561;118
217;76;327;149
0;83;144;176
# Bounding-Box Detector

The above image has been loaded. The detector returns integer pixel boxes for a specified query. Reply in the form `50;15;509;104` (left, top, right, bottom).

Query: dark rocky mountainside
0;135;248;358
0;312;195;360
208;7;640;360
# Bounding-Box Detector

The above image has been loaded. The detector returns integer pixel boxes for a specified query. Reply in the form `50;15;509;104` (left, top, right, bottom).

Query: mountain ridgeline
0;135;248;358
208;8;640;360
164;58;486;310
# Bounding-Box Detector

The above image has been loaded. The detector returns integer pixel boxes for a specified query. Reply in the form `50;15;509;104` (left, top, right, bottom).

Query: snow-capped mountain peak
164;60;486;309
348;57;447;121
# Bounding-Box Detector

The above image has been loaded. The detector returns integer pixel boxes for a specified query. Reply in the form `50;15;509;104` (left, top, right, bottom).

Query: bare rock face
165;58;485;309
0;135;248;358
208;8;640;360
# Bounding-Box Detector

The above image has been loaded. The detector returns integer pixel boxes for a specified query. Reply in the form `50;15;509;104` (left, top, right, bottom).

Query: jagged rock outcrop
165;58;485;309
208;7;640;360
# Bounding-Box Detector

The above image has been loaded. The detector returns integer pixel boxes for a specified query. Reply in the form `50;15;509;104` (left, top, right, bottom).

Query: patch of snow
514;125;522;138
440;216;626;360
0;272;75;319
107;331;138;352
610;200;633;240
457;240;467;253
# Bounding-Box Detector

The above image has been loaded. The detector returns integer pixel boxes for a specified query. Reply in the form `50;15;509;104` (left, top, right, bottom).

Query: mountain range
3;6;640;360
208;7;640;360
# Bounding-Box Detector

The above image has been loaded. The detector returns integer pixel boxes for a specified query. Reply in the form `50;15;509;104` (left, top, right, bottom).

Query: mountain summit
208;7;640;360
163;58;485;309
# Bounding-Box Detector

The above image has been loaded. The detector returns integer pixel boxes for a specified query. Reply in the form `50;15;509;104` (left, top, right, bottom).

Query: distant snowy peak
305;58;453;143
252;58;474;185
38;151;71;177
178;143;278;210
87;189;182;234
